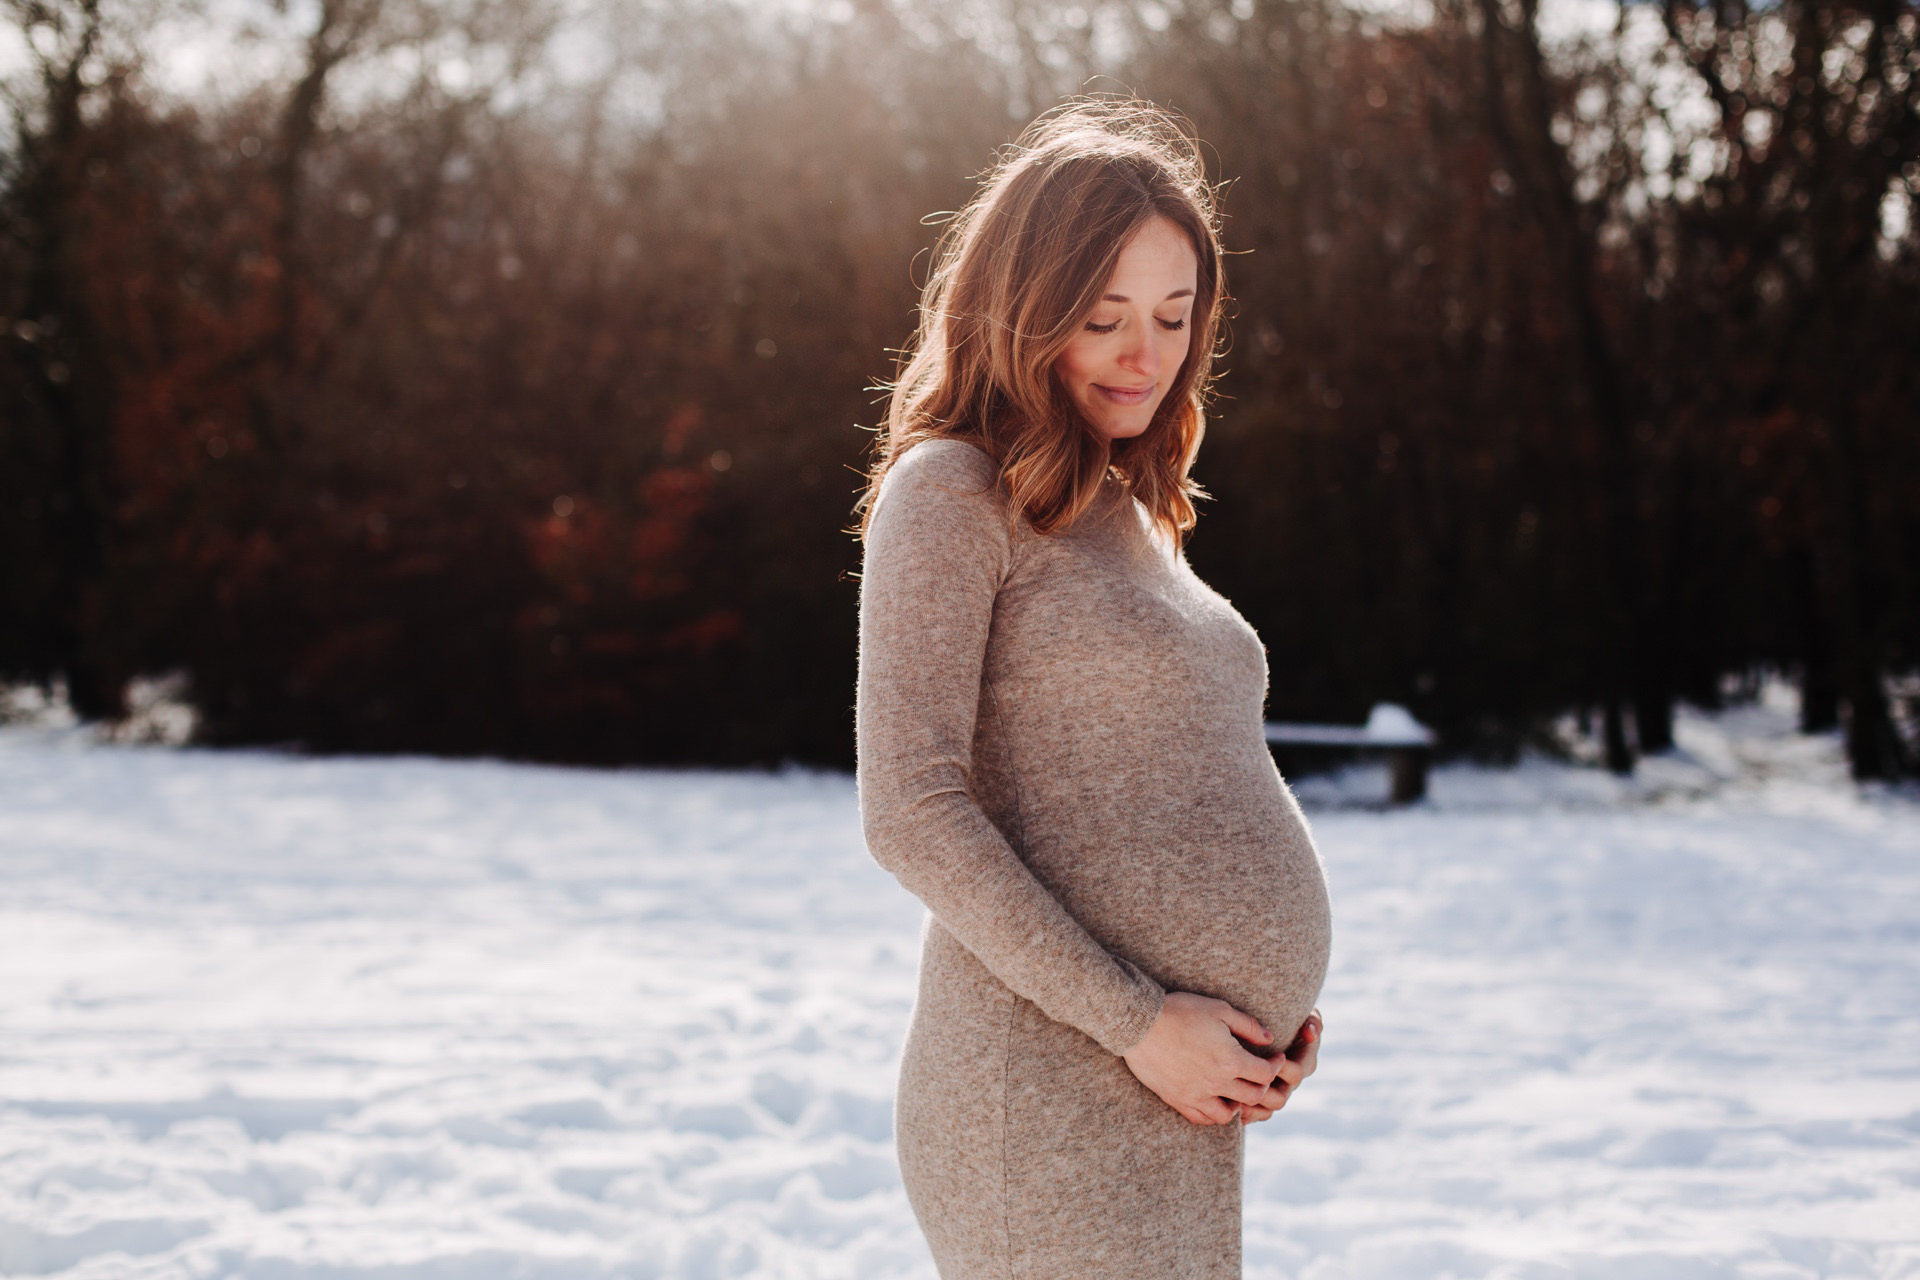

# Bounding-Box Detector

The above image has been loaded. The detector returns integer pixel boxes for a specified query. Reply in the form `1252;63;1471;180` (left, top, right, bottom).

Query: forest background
1;0;1915;778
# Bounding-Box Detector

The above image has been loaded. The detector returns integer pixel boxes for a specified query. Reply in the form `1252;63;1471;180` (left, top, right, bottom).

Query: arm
855;442;1164;1056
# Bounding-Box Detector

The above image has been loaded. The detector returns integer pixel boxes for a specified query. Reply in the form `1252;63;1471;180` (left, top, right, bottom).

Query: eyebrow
1101;288;1196;303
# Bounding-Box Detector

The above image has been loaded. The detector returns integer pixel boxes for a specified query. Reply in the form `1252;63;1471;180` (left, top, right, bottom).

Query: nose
1119;323;1160;378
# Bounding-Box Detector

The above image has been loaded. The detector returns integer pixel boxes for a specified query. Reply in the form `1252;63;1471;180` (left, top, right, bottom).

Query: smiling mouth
1095;383;1156;405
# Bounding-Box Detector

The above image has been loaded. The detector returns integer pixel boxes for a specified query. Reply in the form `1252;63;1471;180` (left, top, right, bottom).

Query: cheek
1055;341;1101;391
1165;328;1194;370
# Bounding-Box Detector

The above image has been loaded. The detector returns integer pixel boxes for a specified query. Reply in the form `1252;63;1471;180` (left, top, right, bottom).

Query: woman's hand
1121;992;1282;1125
1238;1009;1321;1125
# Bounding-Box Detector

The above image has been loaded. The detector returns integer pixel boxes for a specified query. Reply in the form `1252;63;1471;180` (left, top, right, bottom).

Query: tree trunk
13;0;126;720
1633;684;1674;755
1794;549;1840;733
1477;0;1642;773
1602;696;1632;774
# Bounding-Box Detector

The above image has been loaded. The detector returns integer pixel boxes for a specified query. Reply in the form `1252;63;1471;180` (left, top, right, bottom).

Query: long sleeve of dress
854;440;1166;1057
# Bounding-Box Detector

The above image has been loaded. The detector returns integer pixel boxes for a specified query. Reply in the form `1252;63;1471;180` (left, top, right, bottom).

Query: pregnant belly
1028;788;1334;1050
1150;840;1331;1050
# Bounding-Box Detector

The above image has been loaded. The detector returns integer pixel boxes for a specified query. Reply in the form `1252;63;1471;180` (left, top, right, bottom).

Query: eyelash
1084;317;1188;334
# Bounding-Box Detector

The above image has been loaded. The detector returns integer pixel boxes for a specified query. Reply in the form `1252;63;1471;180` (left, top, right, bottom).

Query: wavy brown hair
857;98;1228;543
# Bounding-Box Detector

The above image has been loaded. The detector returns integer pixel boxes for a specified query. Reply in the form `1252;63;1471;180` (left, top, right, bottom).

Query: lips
1095;383;1156;405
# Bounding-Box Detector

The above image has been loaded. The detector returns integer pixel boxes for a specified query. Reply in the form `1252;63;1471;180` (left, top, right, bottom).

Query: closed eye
1085;316;1188;334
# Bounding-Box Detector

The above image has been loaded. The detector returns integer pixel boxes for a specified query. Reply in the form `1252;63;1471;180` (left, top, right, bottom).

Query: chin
1087;407;1154;440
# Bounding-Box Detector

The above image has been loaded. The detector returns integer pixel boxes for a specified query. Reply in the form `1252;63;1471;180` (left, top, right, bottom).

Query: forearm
861;781;1164;1054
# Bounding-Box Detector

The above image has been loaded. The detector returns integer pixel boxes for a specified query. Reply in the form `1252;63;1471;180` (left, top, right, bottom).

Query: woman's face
1053;215;1199;441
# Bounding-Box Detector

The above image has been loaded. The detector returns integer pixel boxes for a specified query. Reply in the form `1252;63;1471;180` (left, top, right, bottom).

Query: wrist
1114;987;1167;1059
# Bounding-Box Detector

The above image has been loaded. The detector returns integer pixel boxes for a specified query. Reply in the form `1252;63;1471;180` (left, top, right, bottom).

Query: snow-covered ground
1;687;1916;1280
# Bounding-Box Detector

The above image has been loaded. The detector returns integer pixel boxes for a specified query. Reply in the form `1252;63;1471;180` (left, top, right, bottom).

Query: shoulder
883;437;999;494
864;437;1018;580
871;438;1007;526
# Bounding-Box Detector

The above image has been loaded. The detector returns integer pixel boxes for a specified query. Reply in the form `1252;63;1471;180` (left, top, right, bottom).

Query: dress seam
984;674;1021;1280
1000;986;1016;1280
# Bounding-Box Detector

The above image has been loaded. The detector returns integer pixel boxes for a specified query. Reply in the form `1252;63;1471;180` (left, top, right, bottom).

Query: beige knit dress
855;438;1333;1279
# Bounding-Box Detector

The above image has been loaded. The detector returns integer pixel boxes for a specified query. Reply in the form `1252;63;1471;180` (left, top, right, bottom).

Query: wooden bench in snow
1264;703;1437;806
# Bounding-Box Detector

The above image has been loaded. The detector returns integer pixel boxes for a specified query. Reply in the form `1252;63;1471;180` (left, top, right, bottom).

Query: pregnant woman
854;99;1332;1277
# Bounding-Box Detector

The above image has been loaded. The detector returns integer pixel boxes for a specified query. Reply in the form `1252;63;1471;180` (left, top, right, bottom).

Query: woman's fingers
1212;999;1274;1048
1181;1096;1237;1126
1228;1043;1280;1087
1251;1079;1291;1112
1288;1012;1322;1053
1236;1015;1326;1126
1221;1041;1286;1092
1241;1056;1304;1116
1221;1046;1293;1114
1288;1013;1322;1079
1219;1077;1268;1107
